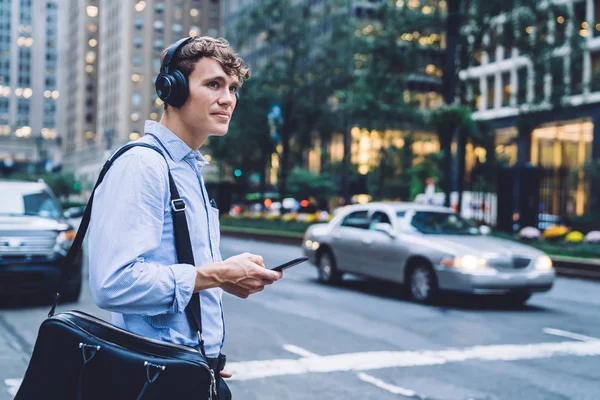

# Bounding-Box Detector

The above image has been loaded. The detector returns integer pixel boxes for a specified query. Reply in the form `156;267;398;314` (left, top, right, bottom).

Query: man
88;36;282;398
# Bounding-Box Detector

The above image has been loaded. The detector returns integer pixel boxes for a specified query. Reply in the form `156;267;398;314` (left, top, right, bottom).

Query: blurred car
0;180;81;301
303;202;555;306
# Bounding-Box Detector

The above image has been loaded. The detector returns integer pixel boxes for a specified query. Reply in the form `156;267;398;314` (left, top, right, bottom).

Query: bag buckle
171;199;186;212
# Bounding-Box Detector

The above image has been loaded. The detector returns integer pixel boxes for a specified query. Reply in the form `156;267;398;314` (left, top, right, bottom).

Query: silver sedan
302;202;555;305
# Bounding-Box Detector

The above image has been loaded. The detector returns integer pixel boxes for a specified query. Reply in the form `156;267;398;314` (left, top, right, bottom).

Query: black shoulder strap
48;142;207;357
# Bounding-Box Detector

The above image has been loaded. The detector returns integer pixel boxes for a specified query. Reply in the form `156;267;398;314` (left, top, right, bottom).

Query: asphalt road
1;236;600;399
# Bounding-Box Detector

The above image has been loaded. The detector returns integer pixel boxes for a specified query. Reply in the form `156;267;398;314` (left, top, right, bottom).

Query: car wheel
408;263;438;303
318;250;342;284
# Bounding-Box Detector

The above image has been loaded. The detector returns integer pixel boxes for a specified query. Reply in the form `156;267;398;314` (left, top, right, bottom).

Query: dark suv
0;180;82;301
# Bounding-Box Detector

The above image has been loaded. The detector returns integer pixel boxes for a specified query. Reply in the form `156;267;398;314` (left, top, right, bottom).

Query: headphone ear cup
155;73;174;103
168;69;189;108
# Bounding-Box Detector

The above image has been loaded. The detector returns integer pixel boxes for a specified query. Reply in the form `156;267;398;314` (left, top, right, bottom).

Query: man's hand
219;253;282;298
220;370;232;378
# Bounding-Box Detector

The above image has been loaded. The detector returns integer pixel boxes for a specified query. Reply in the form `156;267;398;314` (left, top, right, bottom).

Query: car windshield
0;189;61;219
409;211;480;235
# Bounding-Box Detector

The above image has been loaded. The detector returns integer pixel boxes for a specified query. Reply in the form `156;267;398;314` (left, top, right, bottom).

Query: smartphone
270;256;309;272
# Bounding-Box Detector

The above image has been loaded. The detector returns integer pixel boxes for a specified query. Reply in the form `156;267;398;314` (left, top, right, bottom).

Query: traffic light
234;169;242;177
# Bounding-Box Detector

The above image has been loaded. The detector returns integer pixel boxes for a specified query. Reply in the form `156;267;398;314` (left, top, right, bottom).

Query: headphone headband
161;36;193;73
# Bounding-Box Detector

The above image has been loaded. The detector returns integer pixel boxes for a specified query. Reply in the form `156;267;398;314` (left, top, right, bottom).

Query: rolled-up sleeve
88;151;197;316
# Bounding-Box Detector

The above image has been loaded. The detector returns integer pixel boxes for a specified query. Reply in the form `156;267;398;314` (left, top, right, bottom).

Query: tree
229;0;352;199
207;79;275;195
342;0;445;199
429;105;474;207
347;1;444;129
8;172;78;200
286;168;338;203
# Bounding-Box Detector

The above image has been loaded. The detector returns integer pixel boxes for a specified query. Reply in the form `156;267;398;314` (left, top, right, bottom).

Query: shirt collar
144;120;209;166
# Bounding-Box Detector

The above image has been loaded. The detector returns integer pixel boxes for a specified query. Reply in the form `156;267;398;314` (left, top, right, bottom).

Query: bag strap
48;142;207;357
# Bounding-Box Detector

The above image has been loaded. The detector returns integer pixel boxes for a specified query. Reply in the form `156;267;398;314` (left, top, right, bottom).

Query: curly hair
160;36;250;109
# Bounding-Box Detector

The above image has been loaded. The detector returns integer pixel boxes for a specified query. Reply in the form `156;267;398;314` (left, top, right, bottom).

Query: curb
221;228;599;281
221;226;303;246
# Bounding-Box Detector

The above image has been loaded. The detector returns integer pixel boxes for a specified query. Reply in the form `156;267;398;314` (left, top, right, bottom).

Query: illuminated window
469;79;481;110
85;51;96;64
153;20;164;31
501;72;511;107
86;6;98;17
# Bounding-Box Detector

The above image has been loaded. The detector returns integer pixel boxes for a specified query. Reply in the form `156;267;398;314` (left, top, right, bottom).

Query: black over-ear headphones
155;36;241;109
155;36;194;108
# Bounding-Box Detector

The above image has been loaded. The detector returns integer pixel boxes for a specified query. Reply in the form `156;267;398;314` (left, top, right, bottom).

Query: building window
517;67;527;104
535;67;545;101
487;30;497;63
570;54;583;95
153;39;164;50
153;20;164;31
591;52;600;92
486;76;494;109
551;58;564;99
595;3;600;38
574;1;586;37
501;72;511;107
555;13;566;44
468;79;480;110
132;92;141;105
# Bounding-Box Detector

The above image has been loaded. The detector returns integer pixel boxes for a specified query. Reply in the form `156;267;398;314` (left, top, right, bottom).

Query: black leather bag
15;143;218;400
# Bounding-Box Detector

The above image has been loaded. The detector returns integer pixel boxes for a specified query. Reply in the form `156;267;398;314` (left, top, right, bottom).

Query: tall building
58;0;100;177
459;0;600;216
60;0;222;190
0;0;61;171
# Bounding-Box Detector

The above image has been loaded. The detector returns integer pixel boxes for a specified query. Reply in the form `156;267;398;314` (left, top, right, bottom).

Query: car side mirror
373;223;397;239
64;207;85;219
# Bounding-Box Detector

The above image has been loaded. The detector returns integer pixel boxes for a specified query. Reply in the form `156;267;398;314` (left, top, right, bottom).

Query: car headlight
535;255;553;272
442;254;489;271
55;229;76;253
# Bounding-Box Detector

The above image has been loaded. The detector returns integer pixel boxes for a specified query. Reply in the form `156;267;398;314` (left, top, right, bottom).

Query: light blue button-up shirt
88;120;225;357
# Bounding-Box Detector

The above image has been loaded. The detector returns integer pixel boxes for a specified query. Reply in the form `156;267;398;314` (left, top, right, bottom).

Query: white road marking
357;372;418;397
227;340;600;381
5;379;22;397
543;328;598;342
283;344;320;358
282;345;423;398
